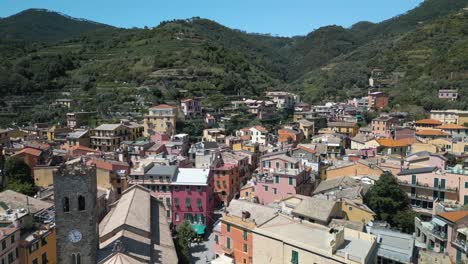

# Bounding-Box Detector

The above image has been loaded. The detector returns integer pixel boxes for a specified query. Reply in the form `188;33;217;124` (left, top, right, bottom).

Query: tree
3;156;35;195
4;156;33;184
393;210;418;233
175;220;195;264
365;172;412;231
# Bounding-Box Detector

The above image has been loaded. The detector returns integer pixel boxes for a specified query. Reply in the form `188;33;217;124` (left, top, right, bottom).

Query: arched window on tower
63;197;70;212
76;253;81;264
78;195;85;211
71;253;81;264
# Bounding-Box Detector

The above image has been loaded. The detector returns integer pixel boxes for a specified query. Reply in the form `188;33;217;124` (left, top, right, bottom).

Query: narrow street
189;209;223;263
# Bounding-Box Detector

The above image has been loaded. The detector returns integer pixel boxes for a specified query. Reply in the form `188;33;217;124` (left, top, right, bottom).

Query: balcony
220;245;233;255
398;180;458;193
452;239;468;252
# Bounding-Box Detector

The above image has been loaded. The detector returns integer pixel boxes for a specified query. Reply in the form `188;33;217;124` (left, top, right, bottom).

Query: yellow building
252;214;377;264
298;119;314;139
327;121;359;137
341;199;375;224
33;166;55;188
143;104;177;137
19;226;57;264
46;126;70;141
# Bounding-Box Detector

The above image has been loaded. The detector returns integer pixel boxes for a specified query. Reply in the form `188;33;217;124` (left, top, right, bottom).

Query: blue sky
0;0;424;36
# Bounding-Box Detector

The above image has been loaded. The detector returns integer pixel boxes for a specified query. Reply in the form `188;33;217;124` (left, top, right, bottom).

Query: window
78;195;85;211
226;237;231;249
349;206;353;211
214;235;219;244
243;243;248;252
63;197;70;212
10;235;14;244
245;191;249;197
273;188;277;194
30;242;39;253
166;176;170;182
1;240;5;250
465;182;468;189
41;253;47;264
32;258;38;264
227;223;231;232
166;197;171;206
288;177;293;185
185;197;191;208
263;186;268;191
166;210;170;218
175;213;180;221
291;250;298;264
197;198;202;208
243;230;248;240
197;186;202;192
174;198;179;207
41;237;47;246
275;175;279;183
275;162;280;169
158;176;163;181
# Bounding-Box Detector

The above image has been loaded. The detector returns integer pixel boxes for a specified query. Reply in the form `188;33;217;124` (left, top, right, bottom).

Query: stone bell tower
53;161;98;263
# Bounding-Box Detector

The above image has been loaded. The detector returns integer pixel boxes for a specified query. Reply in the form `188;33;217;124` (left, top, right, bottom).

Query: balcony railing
452;239;468;252
399;180;458;193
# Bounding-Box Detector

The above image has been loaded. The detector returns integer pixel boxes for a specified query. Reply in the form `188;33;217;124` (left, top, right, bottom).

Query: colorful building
371;116;397;138
91;123;130;152
171;168;214;234
212;160;240;206
277;128;304;146
327;121;359;137
397;167;468;214
144;104;177;137
368;91;389;110
214;200;277;264
0;225;20;264
255;153;311;204
252;214;377;264
181;98;201;117
19;226;57;264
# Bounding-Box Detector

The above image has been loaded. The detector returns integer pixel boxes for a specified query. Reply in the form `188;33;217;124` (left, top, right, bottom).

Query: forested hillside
0;0;467;125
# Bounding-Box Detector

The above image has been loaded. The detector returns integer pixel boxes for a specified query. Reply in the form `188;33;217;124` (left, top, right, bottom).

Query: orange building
13;147;43;177
212;162;239;206
214;200;277;264
278;128;304;145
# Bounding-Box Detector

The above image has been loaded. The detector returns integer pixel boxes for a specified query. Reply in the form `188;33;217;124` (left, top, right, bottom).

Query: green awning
192;224;206;235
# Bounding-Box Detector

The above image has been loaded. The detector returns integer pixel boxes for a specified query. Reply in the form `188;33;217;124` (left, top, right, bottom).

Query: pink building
181;98;201;117
371;116;397;138
166;134;190;156
0;225;20;264
171;168;214;234
150;132;171;145
405;152;447;170
397;167;468;214
255;153;311;204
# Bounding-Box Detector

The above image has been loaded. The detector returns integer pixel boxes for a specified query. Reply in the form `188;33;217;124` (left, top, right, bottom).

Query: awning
457;227;468;236
432;217;447;227
191;224;206;235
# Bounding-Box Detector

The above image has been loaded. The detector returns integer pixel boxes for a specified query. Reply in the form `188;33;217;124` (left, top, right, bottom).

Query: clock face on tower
68;230;82;243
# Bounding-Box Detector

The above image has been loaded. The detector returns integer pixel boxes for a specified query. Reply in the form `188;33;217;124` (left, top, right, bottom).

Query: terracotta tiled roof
376;138;414;147
438;211;468;223
436;124;467;130
72;145;101;153
150;104;176;109
16;147;42;157
240;135;251;141
416;130;449;136
294;144;316;154
415;119;442;125
253;125;267;133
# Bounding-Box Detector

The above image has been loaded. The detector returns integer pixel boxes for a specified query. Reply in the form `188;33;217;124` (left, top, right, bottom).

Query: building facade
144;104;177;137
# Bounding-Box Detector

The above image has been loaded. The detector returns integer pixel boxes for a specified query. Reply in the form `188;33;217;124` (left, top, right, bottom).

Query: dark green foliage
175;220;195;264
0;9;111;42
1;1;468;127
3;156;36;196
365;172;416;233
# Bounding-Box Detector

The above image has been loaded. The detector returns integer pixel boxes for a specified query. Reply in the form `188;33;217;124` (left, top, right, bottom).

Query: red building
368;91;389;110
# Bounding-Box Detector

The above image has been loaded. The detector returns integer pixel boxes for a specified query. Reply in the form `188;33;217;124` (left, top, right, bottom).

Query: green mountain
0;0;468;126
0;9;112;42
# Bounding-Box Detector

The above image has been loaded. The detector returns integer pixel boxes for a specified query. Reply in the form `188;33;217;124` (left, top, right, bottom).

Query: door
456;249;462;264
